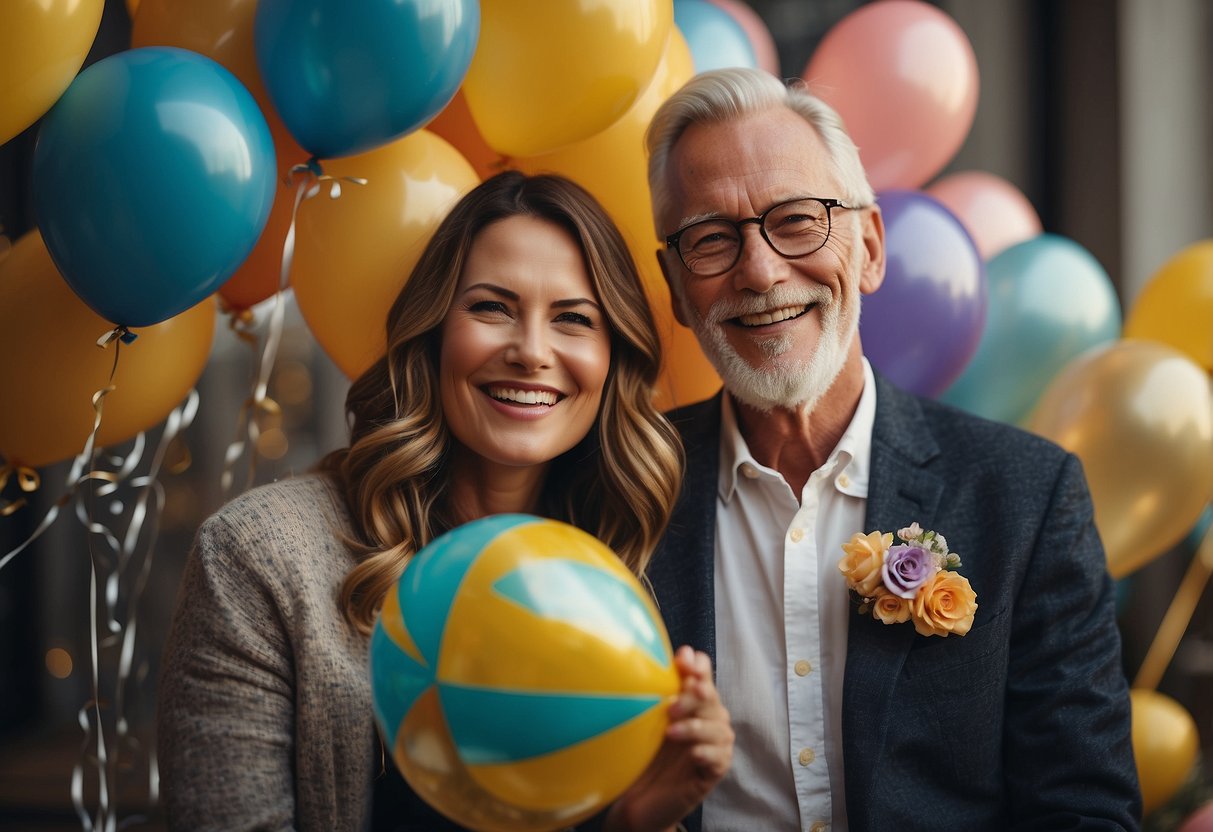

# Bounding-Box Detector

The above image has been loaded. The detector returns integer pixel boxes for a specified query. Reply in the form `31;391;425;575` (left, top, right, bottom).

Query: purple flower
881;545;935;599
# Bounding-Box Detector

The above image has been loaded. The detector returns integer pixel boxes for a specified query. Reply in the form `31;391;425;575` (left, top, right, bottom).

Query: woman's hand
603;646;733;832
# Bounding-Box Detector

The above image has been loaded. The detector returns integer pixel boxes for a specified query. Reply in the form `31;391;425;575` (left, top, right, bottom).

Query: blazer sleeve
157;512;298;832
1002;453;1142;829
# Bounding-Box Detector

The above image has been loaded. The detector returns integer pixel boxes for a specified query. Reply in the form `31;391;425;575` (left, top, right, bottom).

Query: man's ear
658;249;689;327
857;205;886;296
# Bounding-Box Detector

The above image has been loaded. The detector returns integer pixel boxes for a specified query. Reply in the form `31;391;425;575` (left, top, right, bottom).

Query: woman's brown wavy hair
325;171;684;635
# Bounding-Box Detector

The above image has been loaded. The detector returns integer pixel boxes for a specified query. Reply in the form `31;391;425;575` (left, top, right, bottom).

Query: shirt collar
718;357;877;501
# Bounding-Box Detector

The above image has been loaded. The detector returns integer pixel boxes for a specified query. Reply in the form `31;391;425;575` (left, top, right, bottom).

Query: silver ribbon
220;158;366;496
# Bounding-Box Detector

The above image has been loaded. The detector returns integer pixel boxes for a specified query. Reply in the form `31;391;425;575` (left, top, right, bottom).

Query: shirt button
741;463;759;479
798;747;815;766
794;659;812;676
837;473;851;488
789;527;805;543
810;823;828;832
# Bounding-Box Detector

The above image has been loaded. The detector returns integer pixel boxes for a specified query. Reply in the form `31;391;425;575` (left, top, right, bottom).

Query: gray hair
646;67;875;233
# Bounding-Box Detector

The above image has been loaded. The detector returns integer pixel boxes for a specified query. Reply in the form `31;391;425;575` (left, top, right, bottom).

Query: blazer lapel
650;394;722;664
843;375;945;818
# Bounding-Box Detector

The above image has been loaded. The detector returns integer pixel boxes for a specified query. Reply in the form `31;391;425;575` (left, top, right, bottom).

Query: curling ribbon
221;157;365;495
0;463;40;516
0;329;131;573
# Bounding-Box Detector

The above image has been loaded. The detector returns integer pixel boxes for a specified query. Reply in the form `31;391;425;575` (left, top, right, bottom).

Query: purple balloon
859;189;987;397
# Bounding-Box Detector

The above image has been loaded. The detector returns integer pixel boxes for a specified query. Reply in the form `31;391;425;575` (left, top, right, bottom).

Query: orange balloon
1130;689;1199;815
513;30;720;409
133;0;309;311
1028;340;1213;578
1124;240;1213;373
0;231;215;469
291;130;479;378
425;90;506;181
464;0;672;157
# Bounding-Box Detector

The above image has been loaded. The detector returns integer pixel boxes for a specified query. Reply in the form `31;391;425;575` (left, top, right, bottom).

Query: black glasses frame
664;196;854;277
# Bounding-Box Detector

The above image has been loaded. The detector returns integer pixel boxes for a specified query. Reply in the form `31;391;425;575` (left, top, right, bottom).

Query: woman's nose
506;321;554;370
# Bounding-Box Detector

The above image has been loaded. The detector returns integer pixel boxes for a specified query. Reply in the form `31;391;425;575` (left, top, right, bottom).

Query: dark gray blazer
649;374;1142;831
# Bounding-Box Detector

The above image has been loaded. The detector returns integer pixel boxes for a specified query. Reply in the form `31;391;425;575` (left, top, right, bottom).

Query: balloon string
1133;524;1213;690
220;158;365;497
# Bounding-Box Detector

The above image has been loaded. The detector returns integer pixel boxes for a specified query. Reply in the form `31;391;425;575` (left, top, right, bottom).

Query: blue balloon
860;190;987;397
255;0;480;159
674;0;758;73
939;233;1122;424
32;47;276;329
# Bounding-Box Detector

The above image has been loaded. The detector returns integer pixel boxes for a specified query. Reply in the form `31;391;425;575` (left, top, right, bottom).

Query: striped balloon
370;514;678;831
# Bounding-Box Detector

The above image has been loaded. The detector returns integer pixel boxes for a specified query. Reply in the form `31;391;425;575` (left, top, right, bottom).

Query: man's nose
731;223;785;293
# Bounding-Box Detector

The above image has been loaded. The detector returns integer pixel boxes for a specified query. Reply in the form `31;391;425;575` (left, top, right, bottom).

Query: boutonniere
838;523;978;637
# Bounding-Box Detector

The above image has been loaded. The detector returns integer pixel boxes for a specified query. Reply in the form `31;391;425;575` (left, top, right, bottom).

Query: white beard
674;274;859;414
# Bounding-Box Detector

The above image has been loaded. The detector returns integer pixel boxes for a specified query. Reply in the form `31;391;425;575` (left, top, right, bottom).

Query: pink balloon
926;170;1043;260
1180;802;1213;832
803;0;979;191
705;0;779;75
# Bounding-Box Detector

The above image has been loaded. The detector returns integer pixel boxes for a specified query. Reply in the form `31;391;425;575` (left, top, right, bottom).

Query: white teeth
738;305;809;326
489;387;558;405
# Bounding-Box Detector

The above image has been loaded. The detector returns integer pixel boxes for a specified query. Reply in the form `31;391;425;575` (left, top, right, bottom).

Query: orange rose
871;588;911;625
839;531;892;597
910;570;978;637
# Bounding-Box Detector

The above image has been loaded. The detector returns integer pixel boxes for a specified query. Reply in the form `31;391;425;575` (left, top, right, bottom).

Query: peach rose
839;531;892;597
871;588;911;625
910;570;978;637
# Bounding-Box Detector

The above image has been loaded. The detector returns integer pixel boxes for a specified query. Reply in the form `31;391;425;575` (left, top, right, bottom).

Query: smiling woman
155;171;735;832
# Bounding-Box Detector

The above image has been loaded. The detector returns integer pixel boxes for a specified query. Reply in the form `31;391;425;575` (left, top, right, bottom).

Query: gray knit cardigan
157;474;377;831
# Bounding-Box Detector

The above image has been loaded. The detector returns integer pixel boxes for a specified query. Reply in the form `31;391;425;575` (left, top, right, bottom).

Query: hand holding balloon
605;647;734;832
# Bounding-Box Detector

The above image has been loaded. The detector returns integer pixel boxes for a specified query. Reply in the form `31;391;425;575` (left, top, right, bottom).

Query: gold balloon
1130;689;1199;816
0;231;215;469
425;90;507;182
512;29;720;409
291;130;479;379
0;0;104;146
1028;340;1213;578
464;0;672;158
1124;240;1213;372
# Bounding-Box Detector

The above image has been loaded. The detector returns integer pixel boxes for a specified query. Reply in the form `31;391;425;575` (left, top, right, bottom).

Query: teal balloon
939;233;1121;424
32;47;276;328
255;0;479;159
674;0;758;73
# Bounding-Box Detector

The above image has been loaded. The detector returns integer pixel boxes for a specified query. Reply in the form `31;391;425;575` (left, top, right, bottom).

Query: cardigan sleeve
157;510;298;831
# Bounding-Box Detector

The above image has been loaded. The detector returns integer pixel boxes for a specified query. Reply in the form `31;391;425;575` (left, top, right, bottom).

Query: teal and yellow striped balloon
370;514;678;832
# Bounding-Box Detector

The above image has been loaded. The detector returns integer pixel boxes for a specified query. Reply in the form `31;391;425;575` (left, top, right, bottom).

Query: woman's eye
555;311;594;327
469;300;508;314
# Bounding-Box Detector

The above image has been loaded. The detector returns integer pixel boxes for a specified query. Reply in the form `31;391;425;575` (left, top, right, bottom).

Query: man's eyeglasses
664;197;857;277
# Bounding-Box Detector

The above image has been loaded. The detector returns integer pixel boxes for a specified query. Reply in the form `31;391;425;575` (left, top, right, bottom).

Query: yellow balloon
464;0;672;158
513;29;719;409
1028;339;1213;578
0;231;215;469
291;131;480;378
1130;689;1199;816
1125;240;1213;372
0;0;104;146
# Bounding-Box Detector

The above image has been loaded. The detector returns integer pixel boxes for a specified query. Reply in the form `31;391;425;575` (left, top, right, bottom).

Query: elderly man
644;68;1141;831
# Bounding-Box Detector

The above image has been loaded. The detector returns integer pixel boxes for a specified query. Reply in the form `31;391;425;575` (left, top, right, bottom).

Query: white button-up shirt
701;359;876;832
